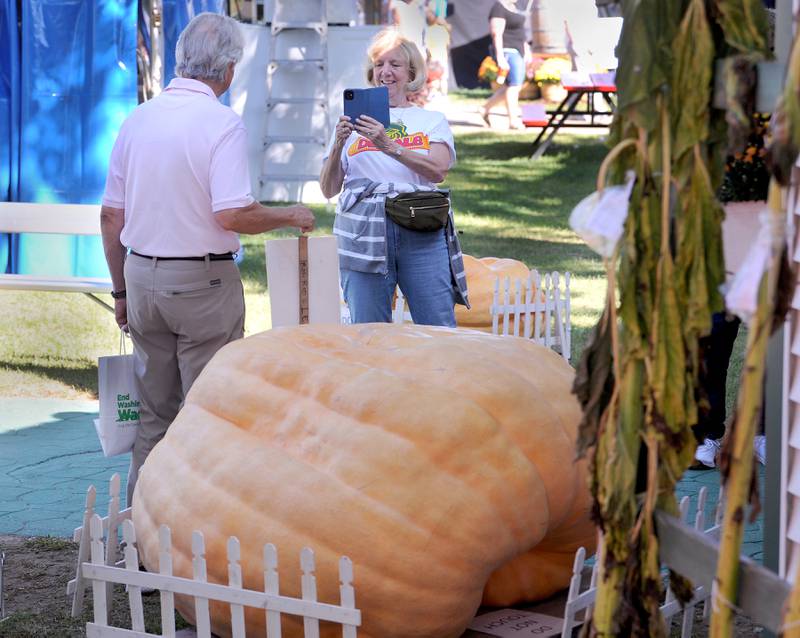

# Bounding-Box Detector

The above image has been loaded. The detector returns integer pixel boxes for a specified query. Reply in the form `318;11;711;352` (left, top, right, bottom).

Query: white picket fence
67;474;131;617
68;475;723;638
561;486;724;637
489;271;571;361
68;475;361;638
340;270;572;360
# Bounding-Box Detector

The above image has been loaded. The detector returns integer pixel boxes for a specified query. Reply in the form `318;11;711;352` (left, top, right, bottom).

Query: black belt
130;250;234;261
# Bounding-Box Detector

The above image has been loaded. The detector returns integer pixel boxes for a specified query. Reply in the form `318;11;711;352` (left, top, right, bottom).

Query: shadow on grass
448;133;607;276
457;234;603;279
0;363;97;398
452;129;606;161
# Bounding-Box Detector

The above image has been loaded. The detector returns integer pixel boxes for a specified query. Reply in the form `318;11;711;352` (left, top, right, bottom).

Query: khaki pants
124;253;245;505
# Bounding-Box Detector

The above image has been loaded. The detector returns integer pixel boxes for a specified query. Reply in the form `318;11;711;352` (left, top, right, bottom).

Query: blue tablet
343;87;390;129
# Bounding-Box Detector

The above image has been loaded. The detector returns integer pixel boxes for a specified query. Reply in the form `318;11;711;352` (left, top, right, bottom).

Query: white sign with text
468;609;564;637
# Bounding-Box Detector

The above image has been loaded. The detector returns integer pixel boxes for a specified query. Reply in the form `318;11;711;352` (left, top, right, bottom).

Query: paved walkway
678;465;765;562
0;397;128;537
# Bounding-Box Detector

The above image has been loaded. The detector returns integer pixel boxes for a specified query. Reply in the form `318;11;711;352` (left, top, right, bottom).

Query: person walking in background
100;13;314;506
692;313;767;469
481;0;532;130
390;0;432;56
391;0;439;102
425;0;451;98
692;313;741;469
319;28;468;326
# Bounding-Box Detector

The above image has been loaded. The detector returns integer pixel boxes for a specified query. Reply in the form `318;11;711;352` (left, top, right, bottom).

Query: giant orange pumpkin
132;324;595;638
455;255;531;331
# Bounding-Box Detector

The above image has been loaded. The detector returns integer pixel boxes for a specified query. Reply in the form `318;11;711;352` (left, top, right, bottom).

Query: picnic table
525;71;617;160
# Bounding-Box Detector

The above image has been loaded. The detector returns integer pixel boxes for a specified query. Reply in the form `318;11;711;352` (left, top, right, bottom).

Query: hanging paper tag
569;171;635;258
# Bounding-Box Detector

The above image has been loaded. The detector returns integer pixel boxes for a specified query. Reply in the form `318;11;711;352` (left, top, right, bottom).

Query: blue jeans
341;216;456;326
503;48;525;87
694;312;742;442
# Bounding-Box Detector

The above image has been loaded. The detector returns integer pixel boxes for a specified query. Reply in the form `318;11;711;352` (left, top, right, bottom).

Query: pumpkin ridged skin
132;324;595;638
455;255;531;330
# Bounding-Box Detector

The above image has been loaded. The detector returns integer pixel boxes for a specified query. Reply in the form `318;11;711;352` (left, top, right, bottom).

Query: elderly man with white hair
100;13;315;505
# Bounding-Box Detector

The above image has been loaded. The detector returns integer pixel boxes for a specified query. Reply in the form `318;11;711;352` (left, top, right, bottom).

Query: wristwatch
111;289;126;299
393;145;402;158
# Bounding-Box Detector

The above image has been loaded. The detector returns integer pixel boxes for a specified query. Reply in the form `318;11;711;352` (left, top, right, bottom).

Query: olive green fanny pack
384;190;450;232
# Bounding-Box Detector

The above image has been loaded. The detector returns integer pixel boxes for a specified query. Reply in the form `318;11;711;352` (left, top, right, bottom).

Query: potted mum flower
477;56;499;86
718;113;770;203
533;57;572;103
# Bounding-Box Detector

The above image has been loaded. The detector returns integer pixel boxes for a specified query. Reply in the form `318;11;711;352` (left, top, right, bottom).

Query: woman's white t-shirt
327;105;456;189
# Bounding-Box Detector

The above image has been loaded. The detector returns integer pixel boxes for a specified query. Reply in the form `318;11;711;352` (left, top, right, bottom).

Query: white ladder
262;0;330;198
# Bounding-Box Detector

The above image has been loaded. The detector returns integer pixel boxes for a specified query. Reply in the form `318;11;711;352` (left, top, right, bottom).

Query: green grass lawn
0;131;612;399
446;131;607;345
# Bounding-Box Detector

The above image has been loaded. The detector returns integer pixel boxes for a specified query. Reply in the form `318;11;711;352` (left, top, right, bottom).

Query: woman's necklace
390;103;413;127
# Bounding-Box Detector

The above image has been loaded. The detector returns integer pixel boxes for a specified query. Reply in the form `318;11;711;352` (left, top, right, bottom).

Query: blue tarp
16;0;137;277
0;0;20;273
3;1;225;279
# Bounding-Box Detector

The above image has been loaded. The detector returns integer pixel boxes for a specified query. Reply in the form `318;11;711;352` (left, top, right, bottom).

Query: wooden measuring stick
298;235;309;325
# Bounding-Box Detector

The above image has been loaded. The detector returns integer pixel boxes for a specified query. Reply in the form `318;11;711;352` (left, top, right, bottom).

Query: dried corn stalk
573;0;770;635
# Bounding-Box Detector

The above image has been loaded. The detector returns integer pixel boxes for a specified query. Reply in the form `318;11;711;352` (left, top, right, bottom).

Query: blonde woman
319;29;468;326
481;0;532;130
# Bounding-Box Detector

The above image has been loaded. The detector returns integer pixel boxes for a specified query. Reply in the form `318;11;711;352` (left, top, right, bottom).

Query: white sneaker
694;438;721;468
754;435;766;465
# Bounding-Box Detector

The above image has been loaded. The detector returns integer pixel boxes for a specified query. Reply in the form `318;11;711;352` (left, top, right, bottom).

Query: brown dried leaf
573;304;615;459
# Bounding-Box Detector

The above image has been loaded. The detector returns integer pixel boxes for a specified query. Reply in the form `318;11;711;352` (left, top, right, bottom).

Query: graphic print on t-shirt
347;122;430;156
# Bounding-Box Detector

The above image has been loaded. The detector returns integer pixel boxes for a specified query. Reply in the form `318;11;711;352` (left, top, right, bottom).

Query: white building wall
230;23;381;203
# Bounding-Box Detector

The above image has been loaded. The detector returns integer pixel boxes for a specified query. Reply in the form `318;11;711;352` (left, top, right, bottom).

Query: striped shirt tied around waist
333;178;470;308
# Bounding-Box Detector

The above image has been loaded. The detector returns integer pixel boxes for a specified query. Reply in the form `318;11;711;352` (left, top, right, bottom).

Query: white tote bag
95;331;140;457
